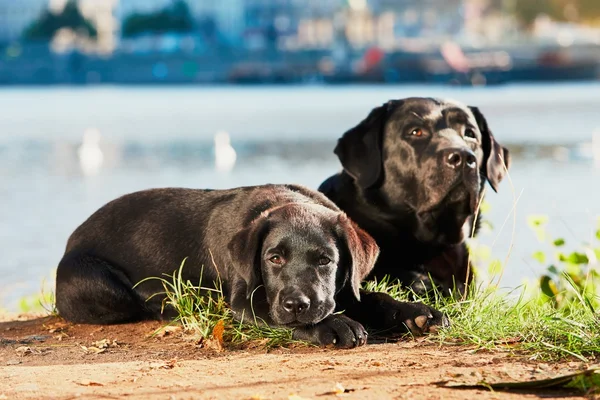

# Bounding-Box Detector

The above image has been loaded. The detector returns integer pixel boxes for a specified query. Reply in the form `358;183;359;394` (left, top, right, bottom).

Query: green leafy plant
17;277;57;316
528;215;600;310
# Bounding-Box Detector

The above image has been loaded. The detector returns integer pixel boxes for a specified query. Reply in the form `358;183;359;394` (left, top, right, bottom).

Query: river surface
1;83;599;310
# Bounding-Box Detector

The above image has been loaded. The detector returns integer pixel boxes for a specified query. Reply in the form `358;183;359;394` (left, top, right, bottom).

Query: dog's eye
318;257;331;266
465;128;476;139
268;255;284;265
409;128;423;137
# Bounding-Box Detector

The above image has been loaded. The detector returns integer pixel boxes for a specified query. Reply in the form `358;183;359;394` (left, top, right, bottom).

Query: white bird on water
77;128;104;177
214;130;236;173
593;129;600;168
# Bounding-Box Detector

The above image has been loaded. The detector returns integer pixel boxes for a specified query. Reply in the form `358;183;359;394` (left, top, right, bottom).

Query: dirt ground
0;314;593;400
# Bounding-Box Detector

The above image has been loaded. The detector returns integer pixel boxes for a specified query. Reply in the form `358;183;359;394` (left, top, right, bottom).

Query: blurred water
1;83;599;310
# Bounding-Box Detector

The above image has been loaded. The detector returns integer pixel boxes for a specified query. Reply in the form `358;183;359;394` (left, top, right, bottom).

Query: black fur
320;98;509;334
55;184;444;347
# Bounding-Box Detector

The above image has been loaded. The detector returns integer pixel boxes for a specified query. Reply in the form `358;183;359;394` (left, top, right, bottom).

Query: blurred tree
122;0;194;37
513;0;562;28
578;0;600;22
512;0;600;28
23;0;97;41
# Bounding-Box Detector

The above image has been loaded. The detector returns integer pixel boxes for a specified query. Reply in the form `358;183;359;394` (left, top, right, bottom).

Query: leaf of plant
539;275;557;298
564;252;589;265
488;260;503;276
527;214;549;228
553;238;565;247
532;251;546;264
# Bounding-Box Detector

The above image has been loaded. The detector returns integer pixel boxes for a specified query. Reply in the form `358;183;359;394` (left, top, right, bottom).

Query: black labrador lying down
320;97;510;309
55;184;445;348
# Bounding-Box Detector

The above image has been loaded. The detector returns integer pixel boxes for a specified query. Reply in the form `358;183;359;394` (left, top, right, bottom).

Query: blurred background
1;0;599;310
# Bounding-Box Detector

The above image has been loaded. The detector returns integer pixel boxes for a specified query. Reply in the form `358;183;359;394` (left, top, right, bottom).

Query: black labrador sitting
320;98;510;333
55;184;444;348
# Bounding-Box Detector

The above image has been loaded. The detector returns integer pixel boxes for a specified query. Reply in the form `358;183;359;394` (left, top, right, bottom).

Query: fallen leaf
75;381;104;387
80;345;106;354
241;338;270;350
154;325;182;338
212;319;225;350
44;322;69;334
0;394;7;399
91;338;119;349
15;346;32;356
317;382;356;396
6;359;22;365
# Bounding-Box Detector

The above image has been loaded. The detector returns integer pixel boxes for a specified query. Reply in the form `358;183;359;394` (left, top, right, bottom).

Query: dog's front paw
293;314;368;348
383;301;449;336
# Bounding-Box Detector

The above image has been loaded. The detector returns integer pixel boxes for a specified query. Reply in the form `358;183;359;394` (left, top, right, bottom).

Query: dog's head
335;97;510;245
227;203;379;327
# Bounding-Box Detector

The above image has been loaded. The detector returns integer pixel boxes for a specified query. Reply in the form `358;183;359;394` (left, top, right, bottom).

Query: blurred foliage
512;0;600;27
17;278;56;315
122;0;194;38
528;215;600;310
23;0;97;41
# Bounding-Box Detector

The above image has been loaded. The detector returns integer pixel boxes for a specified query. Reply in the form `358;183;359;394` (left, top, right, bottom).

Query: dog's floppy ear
469;106;511;192
227;214;270;298
334;100;401;189
336;214;379;301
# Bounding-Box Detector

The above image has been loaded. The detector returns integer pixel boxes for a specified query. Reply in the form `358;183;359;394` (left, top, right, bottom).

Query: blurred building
0;0;502;52
79;0;119;54
116;0;171;20
187;0;245;45
0;0;48;44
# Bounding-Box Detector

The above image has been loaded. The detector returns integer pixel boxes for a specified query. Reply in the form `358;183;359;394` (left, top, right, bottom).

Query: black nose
282;295;310;315
444;148;477;170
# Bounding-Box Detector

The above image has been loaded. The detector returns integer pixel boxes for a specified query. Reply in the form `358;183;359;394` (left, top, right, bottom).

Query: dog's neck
321;171;476;249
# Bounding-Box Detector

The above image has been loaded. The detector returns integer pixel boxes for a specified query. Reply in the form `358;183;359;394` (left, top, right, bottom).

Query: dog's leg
55;253;157;324
336;289;449;337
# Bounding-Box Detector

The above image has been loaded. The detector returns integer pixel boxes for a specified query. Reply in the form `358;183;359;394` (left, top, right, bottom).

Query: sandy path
0;316;589;399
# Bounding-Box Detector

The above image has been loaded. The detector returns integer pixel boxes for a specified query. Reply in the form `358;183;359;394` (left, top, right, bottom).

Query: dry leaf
75;381;104;387
212;319;225;349
44;322;69;334
154;325;182;338
15;346;32;356
91;338;119;349
80;345;106;354
334;383;345;395
0;394;7;399
149;359;178;370
316;382;356;397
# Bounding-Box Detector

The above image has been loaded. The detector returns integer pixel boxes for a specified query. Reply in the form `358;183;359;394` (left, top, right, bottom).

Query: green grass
147;250;600;360
365;275;600;362
14;276;58;316
137;258;302;349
